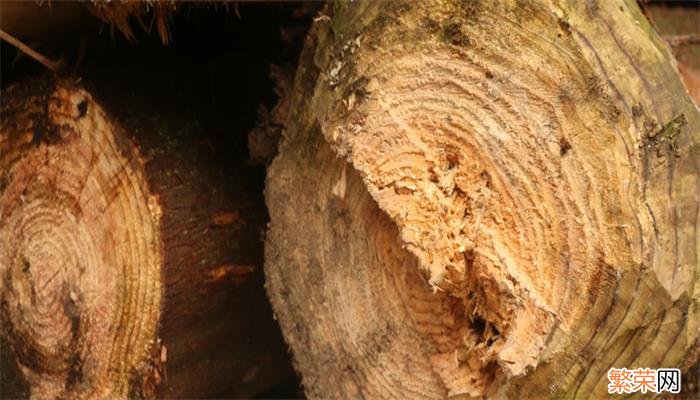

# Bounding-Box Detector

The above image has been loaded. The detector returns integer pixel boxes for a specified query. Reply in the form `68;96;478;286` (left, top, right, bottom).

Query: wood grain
0;78;293;399
265;0;699;398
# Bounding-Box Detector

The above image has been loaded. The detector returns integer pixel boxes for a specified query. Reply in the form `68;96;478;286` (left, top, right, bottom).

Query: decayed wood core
265;0;699;398
0;81;162;398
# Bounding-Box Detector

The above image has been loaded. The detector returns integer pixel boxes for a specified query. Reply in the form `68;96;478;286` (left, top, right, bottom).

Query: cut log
0;77;291;398
264;0;699;398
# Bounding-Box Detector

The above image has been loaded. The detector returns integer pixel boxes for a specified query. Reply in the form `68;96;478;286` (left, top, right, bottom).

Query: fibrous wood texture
264;0;699;398
0;78;291;399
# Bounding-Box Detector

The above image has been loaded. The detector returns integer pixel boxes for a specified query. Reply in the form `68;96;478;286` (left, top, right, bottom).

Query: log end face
0;80;162;398
267;0;699;397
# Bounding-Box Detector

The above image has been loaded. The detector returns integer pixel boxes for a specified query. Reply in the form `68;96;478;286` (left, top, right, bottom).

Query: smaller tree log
0;77;291;398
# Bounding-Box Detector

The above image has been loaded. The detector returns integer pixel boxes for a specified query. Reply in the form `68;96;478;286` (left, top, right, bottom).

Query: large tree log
0;77;291;398
264;0;699;398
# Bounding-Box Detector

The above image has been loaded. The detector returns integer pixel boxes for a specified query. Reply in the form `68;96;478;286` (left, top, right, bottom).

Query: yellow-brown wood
264;0;699;398
0;78;292;399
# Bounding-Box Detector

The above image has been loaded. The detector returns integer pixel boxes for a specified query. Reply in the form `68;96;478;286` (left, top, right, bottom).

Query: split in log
264;0;699;398
0;77;292;398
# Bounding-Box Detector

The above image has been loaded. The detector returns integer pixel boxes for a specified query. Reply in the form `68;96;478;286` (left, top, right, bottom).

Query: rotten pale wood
264;0;699;398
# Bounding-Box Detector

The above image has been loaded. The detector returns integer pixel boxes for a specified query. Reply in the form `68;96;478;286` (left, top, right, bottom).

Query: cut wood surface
0;77;291;399
264;0;699;398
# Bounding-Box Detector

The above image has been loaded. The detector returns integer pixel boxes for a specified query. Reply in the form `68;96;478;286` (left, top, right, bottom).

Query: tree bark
264;0;699;398
0;77;292;399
